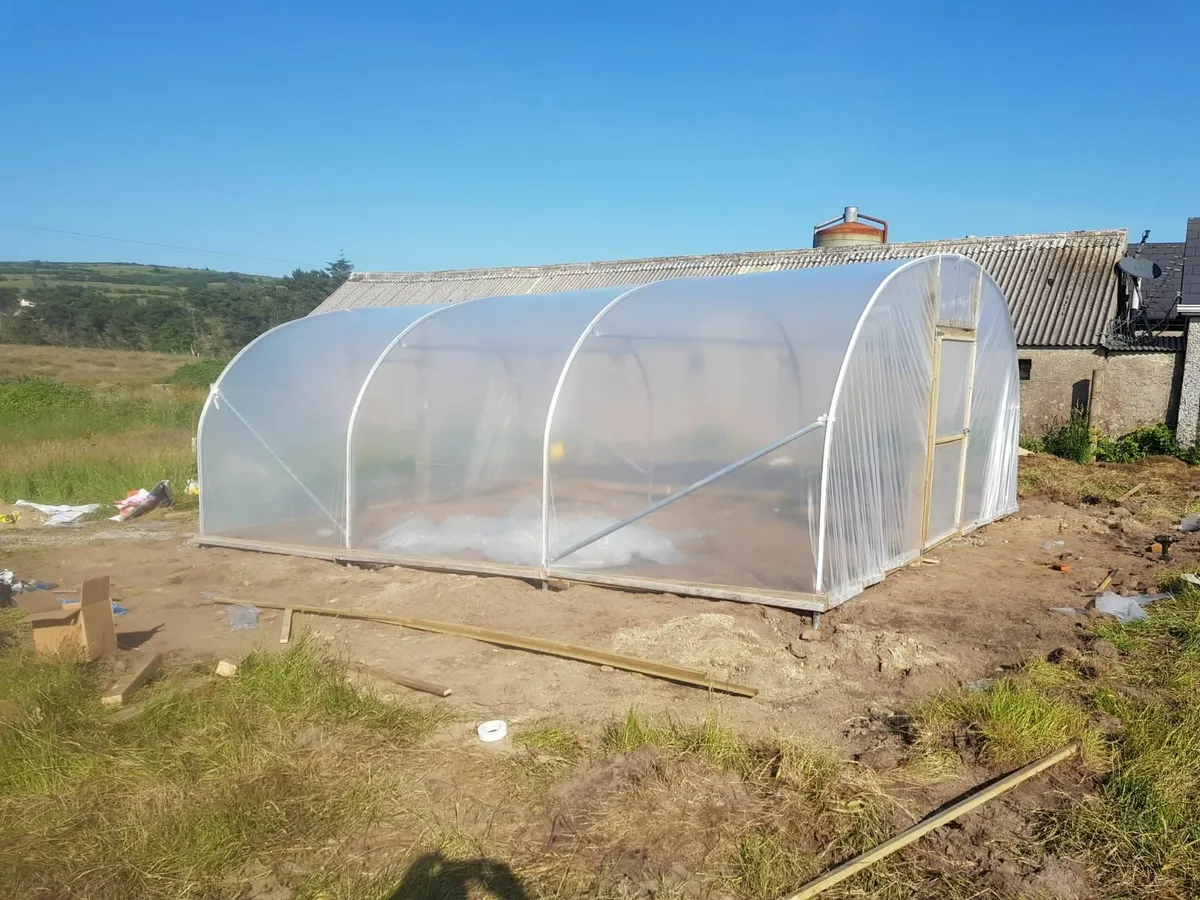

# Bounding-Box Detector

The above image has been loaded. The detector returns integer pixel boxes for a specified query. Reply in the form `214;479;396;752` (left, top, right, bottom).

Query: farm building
198;255;1019;613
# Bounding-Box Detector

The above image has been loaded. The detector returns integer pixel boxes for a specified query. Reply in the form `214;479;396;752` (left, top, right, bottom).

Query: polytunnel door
922;331;976;550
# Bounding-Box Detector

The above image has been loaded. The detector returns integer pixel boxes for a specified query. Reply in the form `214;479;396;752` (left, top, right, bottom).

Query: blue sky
1;0;1197;276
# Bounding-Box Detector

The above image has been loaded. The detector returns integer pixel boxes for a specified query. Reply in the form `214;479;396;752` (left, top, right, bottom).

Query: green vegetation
0;369;206;505
915;671;1106;768
0;637;443;900
601;707;753;773
910;578;1200;899
1025;413;1200;466
0;257;350;356
169;357;229;387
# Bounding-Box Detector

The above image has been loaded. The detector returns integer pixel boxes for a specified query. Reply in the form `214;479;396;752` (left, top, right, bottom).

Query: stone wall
1017;348;1181;438
1175;219;1200;445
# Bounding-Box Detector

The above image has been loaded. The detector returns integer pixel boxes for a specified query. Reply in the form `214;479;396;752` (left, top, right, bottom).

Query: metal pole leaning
548;417;827;566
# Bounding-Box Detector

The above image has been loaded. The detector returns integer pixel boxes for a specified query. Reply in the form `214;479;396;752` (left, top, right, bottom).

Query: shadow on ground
388;853;527;900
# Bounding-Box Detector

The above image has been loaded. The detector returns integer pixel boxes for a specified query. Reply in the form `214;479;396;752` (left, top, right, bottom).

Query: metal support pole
548;417;827;566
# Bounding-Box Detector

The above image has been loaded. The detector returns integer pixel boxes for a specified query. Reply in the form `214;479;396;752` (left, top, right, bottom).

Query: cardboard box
17;576;116;660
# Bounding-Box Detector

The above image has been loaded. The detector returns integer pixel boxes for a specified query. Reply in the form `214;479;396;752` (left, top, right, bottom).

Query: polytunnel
197;254;1020;612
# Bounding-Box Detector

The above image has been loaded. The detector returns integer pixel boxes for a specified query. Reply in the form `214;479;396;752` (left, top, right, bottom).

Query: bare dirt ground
3;460;1193;755
5;456;1200;898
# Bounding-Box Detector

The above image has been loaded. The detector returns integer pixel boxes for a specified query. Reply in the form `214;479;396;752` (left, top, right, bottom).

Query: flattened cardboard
78;576;116;660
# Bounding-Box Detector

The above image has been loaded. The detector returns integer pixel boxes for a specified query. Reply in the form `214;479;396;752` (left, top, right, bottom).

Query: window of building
1018;359;1031;381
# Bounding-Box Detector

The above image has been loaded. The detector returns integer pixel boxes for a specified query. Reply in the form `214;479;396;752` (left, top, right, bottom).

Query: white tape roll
477;720;508;742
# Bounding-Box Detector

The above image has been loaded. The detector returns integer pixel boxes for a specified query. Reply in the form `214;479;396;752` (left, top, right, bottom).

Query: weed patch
0;639;443;899
1042;583;1200;897
170;358;228;388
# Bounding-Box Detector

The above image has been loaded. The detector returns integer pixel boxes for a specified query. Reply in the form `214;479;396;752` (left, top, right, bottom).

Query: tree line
0;258;353;358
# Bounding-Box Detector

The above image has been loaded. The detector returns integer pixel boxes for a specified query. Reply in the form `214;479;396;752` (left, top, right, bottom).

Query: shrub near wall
1025;415;1200;466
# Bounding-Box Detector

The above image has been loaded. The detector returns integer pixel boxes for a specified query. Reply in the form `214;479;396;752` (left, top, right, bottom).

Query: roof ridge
351;229;1128;283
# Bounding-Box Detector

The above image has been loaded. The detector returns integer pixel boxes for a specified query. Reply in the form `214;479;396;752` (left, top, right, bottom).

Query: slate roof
1133;242;1185;322
316;229;1130;348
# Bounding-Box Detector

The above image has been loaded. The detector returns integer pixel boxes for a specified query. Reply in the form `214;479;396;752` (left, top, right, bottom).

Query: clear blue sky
2;0;1198;276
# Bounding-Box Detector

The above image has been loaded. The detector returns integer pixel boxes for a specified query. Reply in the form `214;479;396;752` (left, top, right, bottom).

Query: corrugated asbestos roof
315;230;1129;348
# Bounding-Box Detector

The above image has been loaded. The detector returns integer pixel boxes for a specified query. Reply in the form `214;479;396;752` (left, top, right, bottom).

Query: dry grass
0;343;193;385
1018;454;1199;515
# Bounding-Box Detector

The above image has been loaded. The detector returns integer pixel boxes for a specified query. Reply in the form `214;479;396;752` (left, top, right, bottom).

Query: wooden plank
206;597;758;698
782;742;1079;899
1117;482;1145;502
79;576;116;661
279;608;294;644
101;652;163;707
919;337;944;551
195;535;827;613
361;665;452;698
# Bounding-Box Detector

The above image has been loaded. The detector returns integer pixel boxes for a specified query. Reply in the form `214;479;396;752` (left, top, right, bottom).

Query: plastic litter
60;598;129;616
1093;590;1168;624
226;604;259;631
476;720;508;742
1180;572;1200;586
1041;540;1065;551
0;512;19;525
1180;514;1200;533
111;480;173;522
185;479;200;497
377;505;681;569
14;501;100;526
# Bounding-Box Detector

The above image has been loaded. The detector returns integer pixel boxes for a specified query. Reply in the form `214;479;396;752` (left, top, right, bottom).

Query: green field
0;261;275;298
0;344;209;509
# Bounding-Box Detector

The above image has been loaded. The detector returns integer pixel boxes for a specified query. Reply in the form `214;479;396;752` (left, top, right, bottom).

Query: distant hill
0;261;278;299
0;258;349;357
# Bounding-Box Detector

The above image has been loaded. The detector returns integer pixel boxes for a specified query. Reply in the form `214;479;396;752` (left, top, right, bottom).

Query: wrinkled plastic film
820;261;937;602
962;276;1020;527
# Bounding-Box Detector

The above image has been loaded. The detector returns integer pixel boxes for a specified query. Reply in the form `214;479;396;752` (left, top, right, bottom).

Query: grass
906;577;1200;899
0;350;212;506
1040;581;1200;898
1018;452;1197;513
0;637;444;899
0;343;193;385
601;707;753;774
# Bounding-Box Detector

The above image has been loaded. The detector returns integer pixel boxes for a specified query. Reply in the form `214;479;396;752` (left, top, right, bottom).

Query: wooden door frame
920;329;978;551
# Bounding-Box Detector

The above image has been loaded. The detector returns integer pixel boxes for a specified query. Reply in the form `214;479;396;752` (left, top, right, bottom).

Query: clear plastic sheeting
198;308;436;546
197;255;1021;610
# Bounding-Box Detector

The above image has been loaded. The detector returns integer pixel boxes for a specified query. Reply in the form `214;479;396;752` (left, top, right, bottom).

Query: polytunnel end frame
814;254;1015;603
196;309;360;536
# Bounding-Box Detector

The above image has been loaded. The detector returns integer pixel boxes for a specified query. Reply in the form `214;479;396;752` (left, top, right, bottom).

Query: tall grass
0;376;204;505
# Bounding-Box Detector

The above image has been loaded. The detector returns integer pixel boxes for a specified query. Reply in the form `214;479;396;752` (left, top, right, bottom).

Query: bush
1031;418;1198;467
1039;411;1095;464
1095;424;1180;463
168;358;228;388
